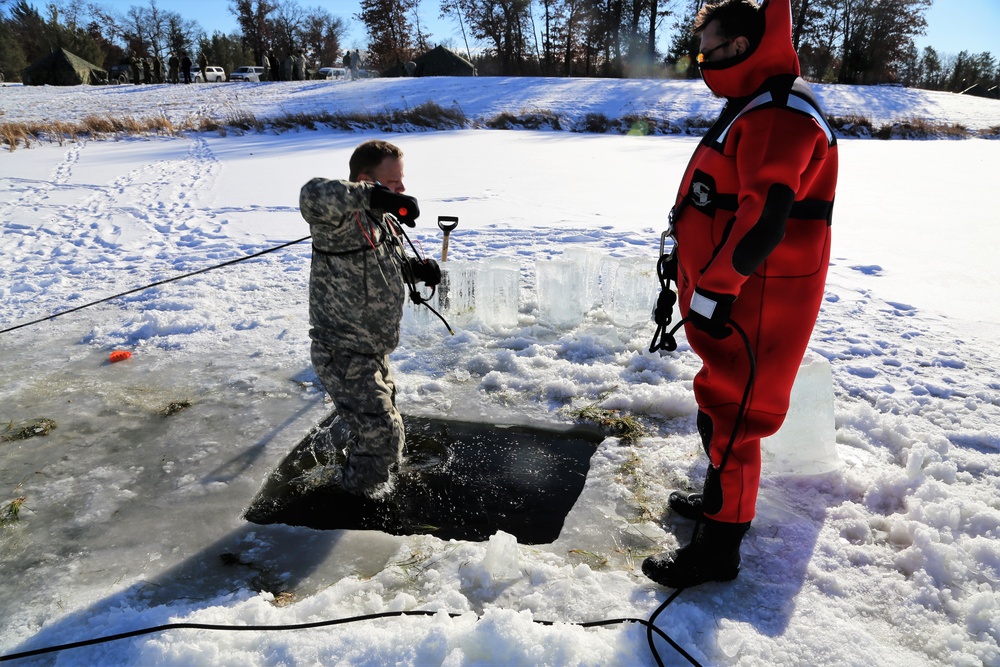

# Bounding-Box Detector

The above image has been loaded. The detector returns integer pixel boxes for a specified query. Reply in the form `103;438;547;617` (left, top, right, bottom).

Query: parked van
316;67;346;80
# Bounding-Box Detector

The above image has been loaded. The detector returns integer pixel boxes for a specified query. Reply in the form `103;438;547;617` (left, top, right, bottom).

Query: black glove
369;184;419;227
688;287;735;339
408;257;441;288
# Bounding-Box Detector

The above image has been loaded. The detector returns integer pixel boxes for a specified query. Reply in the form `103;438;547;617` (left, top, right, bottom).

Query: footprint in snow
850;265;882;275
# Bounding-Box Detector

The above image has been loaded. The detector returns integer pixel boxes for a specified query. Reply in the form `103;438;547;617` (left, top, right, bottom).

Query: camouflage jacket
299;178;406;354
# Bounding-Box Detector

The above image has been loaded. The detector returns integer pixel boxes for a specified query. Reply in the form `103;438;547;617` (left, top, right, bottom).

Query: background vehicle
230;66;264;82
109;64;134;84
190;66;225;83
316;67;346;80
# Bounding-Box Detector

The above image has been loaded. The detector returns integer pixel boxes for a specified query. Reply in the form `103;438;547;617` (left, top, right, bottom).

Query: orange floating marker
109;350;132;363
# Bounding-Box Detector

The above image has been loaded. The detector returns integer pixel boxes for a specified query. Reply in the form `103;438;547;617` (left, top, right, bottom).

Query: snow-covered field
5;75;1000;131
1;77;999;666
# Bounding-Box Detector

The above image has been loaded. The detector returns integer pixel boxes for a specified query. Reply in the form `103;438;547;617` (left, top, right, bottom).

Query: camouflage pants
311;342;404;492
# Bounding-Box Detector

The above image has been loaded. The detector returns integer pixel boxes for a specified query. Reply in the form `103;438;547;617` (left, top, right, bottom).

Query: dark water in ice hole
244;414;604;545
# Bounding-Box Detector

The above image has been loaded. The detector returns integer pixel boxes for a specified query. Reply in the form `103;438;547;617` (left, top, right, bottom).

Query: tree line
0;0;347;82
1;0;997;93
665;0;997;91
366;0;997;90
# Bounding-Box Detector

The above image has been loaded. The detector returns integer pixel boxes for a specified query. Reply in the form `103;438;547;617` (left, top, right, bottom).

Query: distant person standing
261;52;270;82
198;52;208;82
297;52;308;80
181;53;192;83
292;53;302;81
282;53;293;81
130;55;140;84
153;56;162;83
142;57;152;84
350;50;361;79
168;53;179;84
343;52;351;80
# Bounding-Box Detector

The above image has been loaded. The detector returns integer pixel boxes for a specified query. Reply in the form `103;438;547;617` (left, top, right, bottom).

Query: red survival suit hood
699;0;800;99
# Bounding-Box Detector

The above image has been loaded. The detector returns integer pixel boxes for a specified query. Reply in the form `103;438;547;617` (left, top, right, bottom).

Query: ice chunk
404;260;479;330
404;259;520;331
762;350;841;475
437;261;478;326
476;257;520;328
535;258;586;328
482;530;520;582
602;256;657;327
563;246;603;309
598;256;620;308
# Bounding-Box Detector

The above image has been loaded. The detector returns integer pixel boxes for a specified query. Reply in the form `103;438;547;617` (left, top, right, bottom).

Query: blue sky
96;0;1000;58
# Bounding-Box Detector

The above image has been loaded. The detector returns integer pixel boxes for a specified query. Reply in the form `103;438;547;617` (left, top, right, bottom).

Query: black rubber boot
642;518;751;589
668;491;703;520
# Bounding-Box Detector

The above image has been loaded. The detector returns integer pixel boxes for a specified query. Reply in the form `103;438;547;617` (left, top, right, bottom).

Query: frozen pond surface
2;86;999;663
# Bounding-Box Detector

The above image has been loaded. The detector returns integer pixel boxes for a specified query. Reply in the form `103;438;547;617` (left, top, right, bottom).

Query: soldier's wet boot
642;518;751;589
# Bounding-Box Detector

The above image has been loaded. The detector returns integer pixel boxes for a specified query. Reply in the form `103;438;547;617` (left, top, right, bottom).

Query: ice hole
245;414;603;545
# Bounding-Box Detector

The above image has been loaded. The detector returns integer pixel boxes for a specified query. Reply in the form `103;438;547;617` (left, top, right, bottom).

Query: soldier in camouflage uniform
299;140;441;495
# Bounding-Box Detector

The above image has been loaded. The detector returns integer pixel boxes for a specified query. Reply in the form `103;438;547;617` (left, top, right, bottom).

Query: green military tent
382;46;476;78
22;48;108;86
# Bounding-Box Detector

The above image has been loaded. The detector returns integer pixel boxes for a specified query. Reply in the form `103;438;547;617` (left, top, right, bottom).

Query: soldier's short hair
693;0;764;48
349;140;404;181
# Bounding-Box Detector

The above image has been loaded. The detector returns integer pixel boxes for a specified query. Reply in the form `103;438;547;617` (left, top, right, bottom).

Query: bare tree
837;0;930;84
269;0;307;62
441;0;532;75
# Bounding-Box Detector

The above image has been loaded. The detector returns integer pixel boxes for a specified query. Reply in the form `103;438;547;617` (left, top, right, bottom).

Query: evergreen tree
230;0;275;64
7;0;47;64
200;30;254;74
918;45;942;89
0;17;28;81
163;13;200;64
357;0;418;72
301;7;347;69
664;0;699;79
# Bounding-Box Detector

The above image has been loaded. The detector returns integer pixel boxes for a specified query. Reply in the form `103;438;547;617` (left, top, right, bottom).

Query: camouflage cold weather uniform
299;178;407;492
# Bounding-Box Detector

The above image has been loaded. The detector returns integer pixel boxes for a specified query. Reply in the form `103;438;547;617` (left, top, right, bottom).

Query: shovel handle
437;216;458;232
438;216;458;262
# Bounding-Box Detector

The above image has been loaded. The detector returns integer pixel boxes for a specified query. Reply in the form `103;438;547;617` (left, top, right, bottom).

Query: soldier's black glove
688;287;735;339
369;184;419;227
408;257;441;288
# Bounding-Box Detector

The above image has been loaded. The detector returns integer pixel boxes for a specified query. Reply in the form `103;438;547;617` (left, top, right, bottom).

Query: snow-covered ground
1;78;999;666
5;76;1000;131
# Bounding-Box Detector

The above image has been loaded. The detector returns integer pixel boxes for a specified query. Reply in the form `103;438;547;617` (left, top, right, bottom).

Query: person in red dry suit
643;0;839;589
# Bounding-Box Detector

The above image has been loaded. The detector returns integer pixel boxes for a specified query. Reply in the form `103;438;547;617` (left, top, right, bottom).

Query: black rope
716;320;756;476
408;285;455;335
388;215;454;336
645;588;698;667
0;236;313;336
679;319;756;566
649;251;680;353
0;592;700;666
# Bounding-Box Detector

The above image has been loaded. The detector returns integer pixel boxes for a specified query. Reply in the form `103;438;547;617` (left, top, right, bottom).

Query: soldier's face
361;157;405;194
